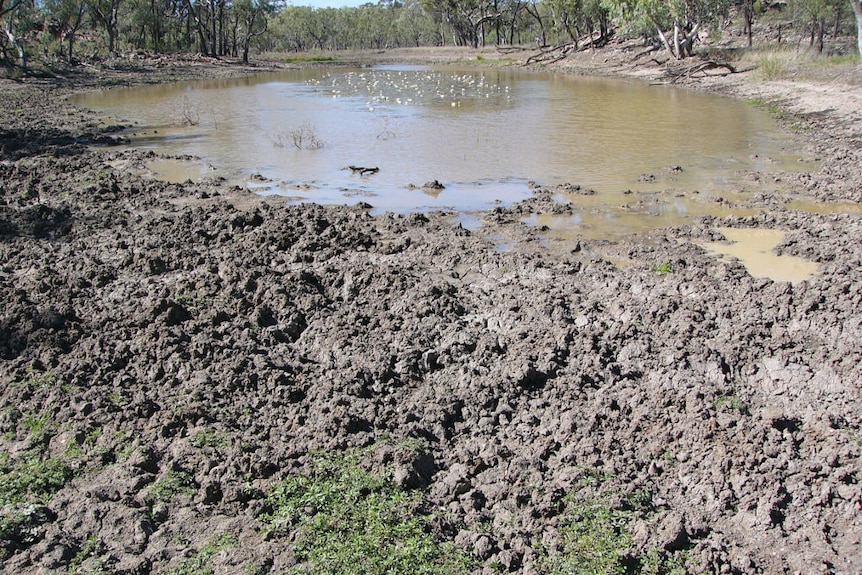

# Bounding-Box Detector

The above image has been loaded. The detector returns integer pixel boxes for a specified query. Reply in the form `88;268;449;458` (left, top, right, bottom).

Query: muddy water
698;227;819;282
75;66;811;220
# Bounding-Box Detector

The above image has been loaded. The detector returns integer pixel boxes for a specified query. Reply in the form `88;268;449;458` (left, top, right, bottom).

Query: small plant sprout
654;261;674;274
274;122;325;150
178;95;201;126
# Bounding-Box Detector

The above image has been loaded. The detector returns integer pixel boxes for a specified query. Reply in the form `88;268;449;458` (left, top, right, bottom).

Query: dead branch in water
348;165;379;176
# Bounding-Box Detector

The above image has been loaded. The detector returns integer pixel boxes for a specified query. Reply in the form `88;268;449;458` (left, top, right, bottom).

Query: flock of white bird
306;69;511;110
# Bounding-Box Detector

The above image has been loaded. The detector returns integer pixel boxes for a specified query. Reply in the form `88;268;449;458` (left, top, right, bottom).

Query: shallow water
75;65;812;221
698;227;819;283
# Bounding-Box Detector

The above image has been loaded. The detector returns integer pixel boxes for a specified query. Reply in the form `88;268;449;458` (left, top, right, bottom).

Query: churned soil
1;46;861;574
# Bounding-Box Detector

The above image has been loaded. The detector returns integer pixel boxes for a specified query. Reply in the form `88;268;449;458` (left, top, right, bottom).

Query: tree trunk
851;0;862;56
4;18;25;69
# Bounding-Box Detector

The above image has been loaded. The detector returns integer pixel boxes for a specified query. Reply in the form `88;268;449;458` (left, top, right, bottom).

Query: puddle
785;199;862;215
522;195;758;240
698;227;818;283
451;212;483;231
147;158;211;183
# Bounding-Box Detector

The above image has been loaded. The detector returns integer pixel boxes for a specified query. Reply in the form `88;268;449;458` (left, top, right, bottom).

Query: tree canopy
1;0;860;70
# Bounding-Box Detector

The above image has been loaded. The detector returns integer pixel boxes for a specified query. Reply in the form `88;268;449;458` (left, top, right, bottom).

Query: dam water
74;65;813;223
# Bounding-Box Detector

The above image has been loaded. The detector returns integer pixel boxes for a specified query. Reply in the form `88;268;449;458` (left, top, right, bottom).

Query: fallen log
666;60;746;83
348;165;380;176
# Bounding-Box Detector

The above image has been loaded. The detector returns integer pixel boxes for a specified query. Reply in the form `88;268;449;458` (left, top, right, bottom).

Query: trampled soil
1;46;861;574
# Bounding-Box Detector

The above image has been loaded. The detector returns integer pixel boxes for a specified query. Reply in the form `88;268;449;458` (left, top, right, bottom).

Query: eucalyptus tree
396;0;438;46
87;0;122;53
852;0;862;53
1;0;32;68
235;0;273;62
792;0;847;52
523;0;551;45
548;0;609;45
422;0;501;47
45;0;87;62
603;0;731;58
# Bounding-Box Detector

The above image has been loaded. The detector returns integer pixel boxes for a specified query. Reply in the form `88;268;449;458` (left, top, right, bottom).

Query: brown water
698;227;819;283
74;65;812;219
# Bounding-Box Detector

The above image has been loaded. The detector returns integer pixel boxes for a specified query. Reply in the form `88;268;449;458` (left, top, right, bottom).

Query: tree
849;0;861;53
234;0;273;62
604;0;730;58
422;0;501;47
87;0;122;54
46;0;87;63
2;0;29;69
397;0;437;46
793;0;845;52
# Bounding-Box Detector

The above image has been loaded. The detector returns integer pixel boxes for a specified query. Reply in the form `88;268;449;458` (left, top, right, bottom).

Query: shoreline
2;46;861;574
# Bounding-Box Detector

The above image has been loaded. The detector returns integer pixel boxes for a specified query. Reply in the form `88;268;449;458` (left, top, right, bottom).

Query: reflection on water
698;227;818;283
74;66;812;221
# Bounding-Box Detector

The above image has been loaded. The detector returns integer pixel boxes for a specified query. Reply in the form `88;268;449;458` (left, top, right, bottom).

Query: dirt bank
1;50;861;574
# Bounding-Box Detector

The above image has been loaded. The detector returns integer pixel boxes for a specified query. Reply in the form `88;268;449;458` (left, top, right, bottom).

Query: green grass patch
746;97;784;116
189;428;228;449
21;411;55;447
146;468;198;503
166;533;236;575
653;261;674;274
0;454;74;505
19;368;56;390
713;391;750;415
542;481;690;574
547;491;635;575
260;447;473;575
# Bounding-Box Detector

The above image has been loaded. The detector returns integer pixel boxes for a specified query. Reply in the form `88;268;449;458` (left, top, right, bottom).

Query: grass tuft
260;447;472;575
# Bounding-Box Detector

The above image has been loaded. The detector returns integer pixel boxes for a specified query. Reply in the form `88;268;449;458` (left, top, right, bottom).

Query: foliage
713;390;750;415
653;261;673;274
166;533;237;575
549;491;634;574
0;454;74;505
3;0;862;69
147;468;198;503
189;428;228;449
540;480;691;574
260;448;473;575
602;0;732;57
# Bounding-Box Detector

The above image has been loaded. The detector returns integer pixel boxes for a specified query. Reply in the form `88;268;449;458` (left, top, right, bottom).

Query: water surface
698;227;819;282
74;65;811;218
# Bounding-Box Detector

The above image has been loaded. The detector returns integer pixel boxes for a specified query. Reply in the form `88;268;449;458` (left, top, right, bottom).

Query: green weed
653;261;674;274
21;412;55;445
68;534;107;575
20;368;56;390
147;468;198;503
189;429;228;449
0;455;74;505
547;491;634;574
166;533;236;575
713;392;750;415
640;547;690;575
542;479;690;574
260;447;473;575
